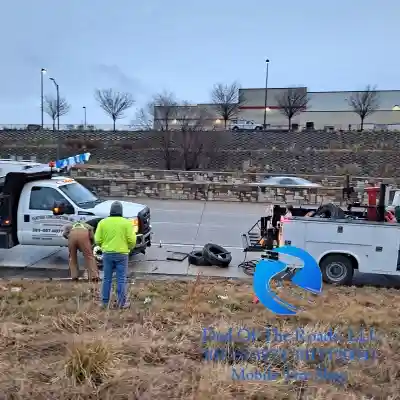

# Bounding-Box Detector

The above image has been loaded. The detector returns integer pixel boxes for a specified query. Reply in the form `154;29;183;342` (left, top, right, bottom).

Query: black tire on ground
320;254;354;285
232;126;239;131
202;243;232;268
188;250;212;266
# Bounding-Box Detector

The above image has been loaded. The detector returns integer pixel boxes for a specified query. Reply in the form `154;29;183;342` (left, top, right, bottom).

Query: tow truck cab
0;168;152;251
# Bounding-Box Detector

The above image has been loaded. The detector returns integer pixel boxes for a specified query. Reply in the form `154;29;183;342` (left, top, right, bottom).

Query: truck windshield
59;182;100;208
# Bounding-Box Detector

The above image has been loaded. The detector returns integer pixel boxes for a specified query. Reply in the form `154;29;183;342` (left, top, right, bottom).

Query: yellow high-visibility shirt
94;216;136;254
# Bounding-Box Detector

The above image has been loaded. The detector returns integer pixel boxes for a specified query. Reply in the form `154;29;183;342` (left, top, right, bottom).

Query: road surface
0;198;399;287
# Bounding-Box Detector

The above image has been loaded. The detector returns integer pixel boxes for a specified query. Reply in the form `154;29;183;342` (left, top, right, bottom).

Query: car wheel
255;126;263;131
320;254;354;285
232;126;239;131
202;243;232;268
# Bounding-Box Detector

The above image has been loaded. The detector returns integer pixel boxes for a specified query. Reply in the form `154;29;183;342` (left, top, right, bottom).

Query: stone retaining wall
71;166;395;187
77;177;345;204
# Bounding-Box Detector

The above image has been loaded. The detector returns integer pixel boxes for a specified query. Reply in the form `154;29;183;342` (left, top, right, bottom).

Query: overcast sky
1;0;399;127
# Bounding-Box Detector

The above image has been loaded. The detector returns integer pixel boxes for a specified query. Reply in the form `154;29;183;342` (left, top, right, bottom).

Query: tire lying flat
202;243;232;268
188;250;212;266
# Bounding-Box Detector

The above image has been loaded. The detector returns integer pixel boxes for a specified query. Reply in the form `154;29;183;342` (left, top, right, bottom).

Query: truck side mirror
52;202;74;215
52;202;65;216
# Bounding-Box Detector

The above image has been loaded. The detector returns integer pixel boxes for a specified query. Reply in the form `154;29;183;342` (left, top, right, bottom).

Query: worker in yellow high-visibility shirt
95;201;136;309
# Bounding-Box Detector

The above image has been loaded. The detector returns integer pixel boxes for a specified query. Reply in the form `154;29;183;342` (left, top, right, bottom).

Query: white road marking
151;221;228;228
151;208;262;216
157;243;245;250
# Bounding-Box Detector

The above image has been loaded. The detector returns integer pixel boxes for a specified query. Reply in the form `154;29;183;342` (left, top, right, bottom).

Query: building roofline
240;87;307;91
308;89;400;94
240;87;400;94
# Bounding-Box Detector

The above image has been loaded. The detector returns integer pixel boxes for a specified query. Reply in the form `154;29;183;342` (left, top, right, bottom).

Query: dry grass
0;277;400;400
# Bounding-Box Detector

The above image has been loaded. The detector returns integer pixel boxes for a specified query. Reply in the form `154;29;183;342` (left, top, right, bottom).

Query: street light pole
263;59;270;130
49;77;60;158
40;68;46;128
83;106;87;128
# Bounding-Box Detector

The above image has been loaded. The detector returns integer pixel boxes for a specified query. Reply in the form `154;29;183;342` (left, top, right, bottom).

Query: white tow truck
0;157;152;266
280;216;400;286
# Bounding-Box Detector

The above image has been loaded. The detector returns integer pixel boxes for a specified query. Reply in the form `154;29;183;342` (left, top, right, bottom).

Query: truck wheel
320;254;353;285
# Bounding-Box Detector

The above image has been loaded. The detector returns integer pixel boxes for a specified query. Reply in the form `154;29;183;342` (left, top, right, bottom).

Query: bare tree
275;88;309;130
348;85;380;131
131;107;153;130
152;91;179;131
211;81;243;129
174;102;211;170
146;91;179;169
95;88;135;131
175;101;208;132
44;95;71;131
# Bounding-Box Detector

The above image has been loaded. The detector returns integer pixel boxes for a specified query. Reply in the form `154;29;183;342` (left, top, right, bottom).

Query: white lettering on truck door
27;186;74;246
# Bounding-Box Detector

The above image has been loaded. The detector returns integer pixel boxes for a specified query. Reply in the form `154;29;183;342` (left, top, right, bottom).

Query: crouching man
63;221;99;282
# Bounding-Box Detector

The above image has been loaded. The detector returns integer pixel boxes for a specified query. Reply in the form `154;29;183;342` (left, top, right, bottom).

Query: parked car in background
252;176;321;188
229;119;263;131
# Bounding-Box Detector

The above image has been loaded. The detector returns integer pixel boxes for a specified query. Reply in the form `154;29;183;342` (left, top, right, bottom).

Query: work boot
118;301;131;309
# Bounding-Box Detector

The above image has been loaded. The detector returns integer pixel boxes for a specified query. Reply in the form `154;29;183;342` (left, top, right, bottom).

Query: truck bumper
93;228;153;266
135;229;152;250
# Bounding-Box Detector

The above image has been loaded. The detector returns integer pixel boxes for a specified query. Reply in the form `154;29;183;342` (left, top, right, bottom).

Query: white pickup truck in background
0;158;152;266
229;119;263;131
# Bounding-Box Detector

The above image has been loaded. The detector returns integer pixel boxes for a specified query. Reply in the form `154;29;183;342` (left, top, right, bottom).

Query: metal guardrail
0;124;275;132
2;123;400;132
0;124;145;131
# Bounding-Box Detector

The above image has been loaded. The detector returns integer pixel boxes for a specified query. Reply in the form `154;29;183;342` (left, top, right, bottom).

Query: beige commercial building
154;87;400;131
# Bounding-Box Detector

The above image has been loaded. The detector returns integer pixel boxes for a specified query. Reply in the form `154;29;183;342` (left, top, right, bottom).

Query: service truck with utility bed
244;183;400;286
279;216;400;285
0;158;152;266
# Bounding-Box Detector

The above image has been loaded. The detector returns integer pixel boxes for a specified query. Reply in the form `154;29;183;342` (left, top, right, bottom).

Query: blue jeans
102;252;128;307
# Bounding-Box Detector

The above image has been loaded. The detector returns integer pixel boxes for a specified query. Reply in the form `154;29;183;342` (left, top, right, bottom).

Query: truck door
23;186;75;246
367;226;400;274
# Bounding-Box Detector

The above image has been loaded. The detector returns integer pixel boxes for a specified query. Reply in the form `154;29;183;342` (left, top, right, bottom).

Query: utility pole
40;68;46;128
49;77;60;158
83;106;87;129
263;59;270;130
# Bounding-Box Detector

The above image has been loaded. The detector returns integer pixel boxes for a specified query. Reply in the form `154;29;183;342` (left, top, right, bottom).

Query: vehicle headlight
131;217;139;233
